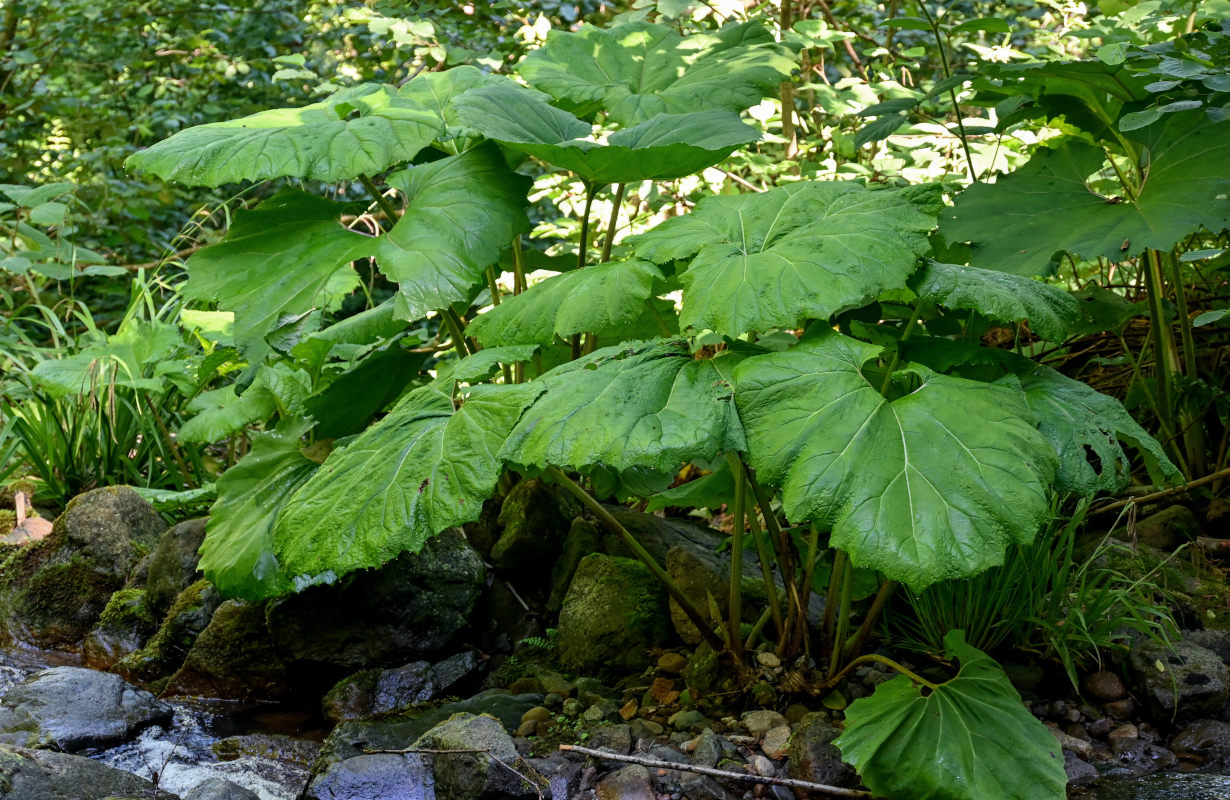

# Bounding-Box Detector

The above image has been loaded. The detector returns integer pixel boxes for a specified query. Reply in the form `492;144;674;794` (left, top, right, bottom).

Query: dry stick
558;745;874;798
1090;466;1230;516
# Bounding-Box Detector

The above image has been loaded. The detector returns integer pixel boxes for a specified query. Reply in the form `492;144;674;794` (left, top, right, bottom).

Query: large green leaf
517;21;794;126
273;382;541;581
396;65;504;150
835;630;1066;800
185;191;374;362
197;418;317;600
941;112;1230;276
734;331;1056;589
1020;366;1179;495
453;84;760;184
912;260;1080;341
125;84;443;185
467;259;664;347
374;146;532;319
178;384;276;443
631;182;940;336
30;319;185;398
501;339;745;475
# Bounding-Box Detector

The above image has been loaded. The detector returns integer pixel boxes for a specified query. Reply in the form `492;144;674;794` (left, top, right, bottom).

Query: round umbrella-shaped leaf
184;190;376;363
396;65;506;149
632;182;940;336
517;21;794;126
126;84;444;186
835;630;1067;800
912;260;1080;341
273;382;542;582
1021;366;1179;495
941;112;1230;276
453;84;760;184
198;417;317;601
467;259;665;347
375;145;532;319
734;330;1056;590
501;339;746;476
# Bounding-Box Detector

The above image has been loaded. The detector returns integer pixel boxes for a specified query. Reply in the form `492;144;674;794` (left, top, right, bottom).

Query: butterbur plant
123;13;1217;800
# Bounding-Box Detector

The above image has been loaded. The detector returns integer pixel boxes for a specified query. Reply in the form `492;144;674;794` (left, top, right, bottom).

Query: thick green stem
1143;249;1185;474
821;548;845;670
548;467;728;654
359;173;398;223
744;484;785;643
880;301;924;395
844;580;896;661
512;237;527;294
791;524;821;658
601;183;625;264
827;556;854;680
441;308;471;360
725;452;747;655
1167;250;1206;475
577;182;598;270
824;653;940;692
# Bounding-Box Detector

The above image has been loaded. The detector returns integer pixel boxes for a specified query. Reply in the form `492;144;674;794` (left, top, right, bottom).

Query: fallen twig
558;744;875;798
1090;466;1230;516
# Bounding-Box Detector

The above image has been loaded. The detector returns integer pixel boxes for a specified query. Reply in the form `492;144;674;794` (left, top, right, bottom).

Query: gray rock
0;742;168;799
596;764;654;800
667;709;709;732
322;661;436;724
1064;751;1100;786
555;554;670;677
413;712;536;798
525;755;581;800
666;546;726;646
690;727;724;768
1132;505;1199;551
268;528;485;670
181;776;260;800
1185;629;1230;665
582;699;623;725
0;666;172;752
492;479;577;577
742;710;788;736
786;713;857;789
678;772;737;800
1130;638;1230;721
1172;719;1230;764
587;724;632;755
0;486;166;649
145;518;208;617
163;599;289;704
306;752;433;800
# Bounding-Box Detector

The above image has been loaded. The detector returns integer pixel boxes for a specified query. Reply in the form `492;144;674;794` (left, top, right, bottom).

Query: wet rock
81;587;158;671
322;661;436;724
1082;671;1127;702
413;712;535;798
1184;629;1230;665
0;666;172;752
182;776;260;800
1130;638;1229;721
211;733;320;765
163;599;289;703
1064;752;1100;786
787;713;857;792
0;742;166;799
1053;728;1095;761
492;479;577;579
596;764;654;800
145;518;208;617
1104;698;1135;720
1172;719;1230;764
679;772;737;800
690;727;724;767
268;528;485;671
1132;505;1199;551
555;554;670;677
306;752;433;800
525;755;581;800
114;578;220;684
0;486;166;650
548;519;603;613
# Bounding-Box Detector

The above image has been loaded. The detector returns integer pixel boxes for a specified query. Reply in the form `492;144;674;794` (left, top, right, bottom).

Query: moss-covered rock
0;487;166;650
163;598;289;703
413;712;536;799
555;554;671;677
490;479;578;579
82;588;158;671
145;517;208;618
113;578;220;685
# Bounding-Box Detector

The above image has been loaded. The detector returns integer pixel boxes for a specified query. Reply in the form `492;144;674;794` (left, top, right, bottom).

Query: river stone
322;661;437;724
1082;670;1127;702
163;599;289;703
491;479;578;577
596;764;654;800
81;587;158;671
1132;505;1199;551
555;554;670;677
1064;751;1099;786
0;666;172;752
306;752;433;800
182;776;260;800
413;712;534;798
268;527;485;671
1129;638;1230;721
0;743;166;799
0;487;166;650
114;578;221;684
1171;719;1230;764
786;713;858;790
145;518;208;618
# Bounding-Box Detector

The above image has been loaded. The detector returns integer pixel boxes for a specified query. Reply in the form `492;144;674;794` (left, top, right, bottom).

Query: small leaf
855;113;909;146
645;460;735;512
439;344;540;384
1194;308;1229;326
835;631;1067;800
950;17;1012;34
880;17;933;30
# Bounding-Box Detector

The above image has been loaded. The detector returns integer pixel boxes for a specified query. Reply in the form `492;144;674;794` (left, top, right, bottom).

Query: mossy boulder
82;588;158;671
267;527;485;672
113;579;220;686
413;712;535;799
145;518;208;618
0;487;166;650
490;479;579;578
162;599;289;704
555;553;671;677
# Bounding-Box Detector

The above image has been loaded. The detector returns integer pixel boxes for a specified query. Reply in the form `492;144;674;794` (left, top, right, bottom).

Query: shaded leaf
912;260;1080;341
274;382;542;581
375;146;531;319
198;417;317;600
126;84;443;185
835;630;1066;800
439;345;540;384
632;182;940;336
30;320;184;398
734;330;1056;589
645;460;735;512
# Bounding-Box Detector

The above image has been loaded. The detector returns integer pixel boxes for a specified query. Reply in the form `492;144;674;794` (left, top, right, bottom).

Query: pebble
668;709;709;731
658;653;688;675
562;697;584;718
756;652;781;669
742;710;788;736
1104;699;1135;720
761;725;791;759
1108;723;1139;742
1082;671;1128;703
1087;717;1114;737
522;706;553;725
749;754;776;777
